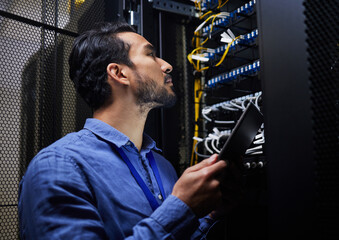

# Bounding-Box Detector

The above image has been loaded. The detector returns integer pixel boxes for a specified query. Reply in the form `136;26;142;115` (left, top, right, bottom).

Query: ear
107;63;130;86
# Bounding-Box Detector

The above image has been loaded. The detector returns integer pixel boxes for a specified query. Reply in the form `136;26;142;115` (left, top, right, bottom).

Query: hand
210;156;244;219
172;154;227;218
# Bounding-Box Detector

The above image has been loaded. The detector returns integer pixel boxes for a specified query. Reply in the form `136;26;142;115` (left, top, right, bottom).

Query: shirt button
158;194;163;200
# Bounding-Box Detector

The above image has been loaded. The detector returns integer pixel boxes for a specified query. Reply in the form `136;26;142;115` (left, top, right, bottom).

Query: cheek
141;68;163;82
134;59;164;81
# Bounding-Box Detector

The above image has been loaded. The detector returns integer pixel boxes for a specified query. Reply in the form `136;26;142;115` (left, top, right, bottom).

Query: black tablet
218;102;264;161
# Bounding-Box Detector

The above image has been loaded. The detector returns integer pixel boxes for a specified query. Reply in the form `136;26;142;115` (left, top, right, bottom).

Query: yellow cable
190;15;243;72
199;66;209;71
188;36;241;71
209;14;220;35
217;0;230;9
200;10;213;19
188;47;207;60
187;46;213;72
214;36;240;67
190;23;204;166
188;47;207;58
198;13;221;31
187;55;200;72
198;13;221;46
200;37;208;46
190;83;202;166
196;0;201;16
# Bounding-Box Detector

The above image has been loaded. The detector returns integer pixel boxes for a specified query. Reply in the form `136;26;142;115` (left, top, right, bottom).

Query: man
18;21;227;239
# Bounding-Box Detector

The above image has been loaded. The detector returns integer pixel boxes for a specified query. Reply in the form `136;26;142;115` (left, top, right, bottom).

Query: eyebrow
144;44;156;54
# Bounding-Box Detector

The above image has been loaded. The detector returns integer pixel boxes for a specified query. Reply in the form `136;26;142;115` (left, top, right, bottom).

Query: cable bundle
192;92;264;161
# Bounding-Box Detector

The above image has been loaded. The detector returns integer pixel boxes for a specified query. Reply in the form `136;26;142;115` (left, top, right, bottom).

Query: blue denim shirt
18;118;215;239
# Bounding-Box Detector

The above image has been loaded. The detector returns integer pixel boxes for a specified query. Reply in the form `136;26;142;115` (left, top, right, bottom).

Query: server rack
0;0;337;239
258;0;339;239
144;0;338;239
186;1;266;239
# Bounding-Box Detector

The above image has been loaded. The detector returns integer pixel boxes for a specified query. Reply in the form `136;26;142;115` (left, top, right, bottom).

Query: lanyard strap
114;146;166;211
146;151;166;202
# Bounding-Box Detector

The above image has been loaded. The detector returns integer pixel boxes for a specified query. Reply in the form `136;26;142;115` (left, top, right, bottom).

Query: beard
135;72;177;109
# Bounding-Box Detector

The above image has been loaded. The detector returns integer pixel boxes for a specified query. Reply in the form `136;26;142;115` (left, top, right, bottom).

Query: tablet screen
218;102;264;161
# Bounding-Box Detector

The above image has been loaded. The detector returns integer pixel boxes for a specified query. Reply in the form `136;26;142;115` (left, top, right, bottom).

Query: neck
93;101;150;151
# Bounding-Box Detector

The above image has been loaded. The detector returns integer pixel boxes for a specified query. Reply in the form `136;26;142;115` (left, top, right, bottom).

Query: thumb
186;154;218;172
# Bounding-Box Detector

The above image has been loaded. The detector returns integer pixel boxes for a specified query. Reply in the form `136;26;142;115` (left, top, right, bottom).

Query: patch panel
202;0;256;35
207;60;260;87
235;0;256;17
204;91;262;115
199;0;219;10
206;91;262;110
207;59;260;88
205;29;258;60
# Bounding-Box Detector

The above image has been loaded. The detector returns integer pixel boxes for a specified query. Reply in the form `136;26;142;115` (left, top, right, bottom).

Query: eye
148;52;156;58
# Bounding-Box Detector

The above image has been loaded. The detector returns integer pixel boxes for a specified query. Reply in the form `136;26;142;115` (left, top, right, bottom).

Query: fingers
203;160;227;178
186;154;227;179
186;154;219;172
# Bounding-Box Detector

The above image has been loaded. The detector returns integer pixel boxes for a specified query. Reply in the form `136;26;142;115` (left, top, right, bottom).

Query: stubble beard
134;72;177;112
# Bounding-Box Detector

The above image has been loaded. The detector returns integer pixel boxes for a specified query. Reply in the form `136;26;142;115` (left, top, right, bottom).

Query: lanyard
114;146;166;211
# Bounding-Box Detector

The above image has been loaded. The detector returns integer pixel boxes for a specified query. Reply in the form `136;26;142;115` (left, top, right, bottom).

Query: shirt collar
83;118;161;152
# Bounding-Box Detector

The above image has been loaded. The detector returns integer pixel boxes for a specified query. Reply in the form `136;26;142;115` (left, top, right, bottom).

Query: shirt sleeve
151;151;219;239
18;151;109;240
18;150;214;240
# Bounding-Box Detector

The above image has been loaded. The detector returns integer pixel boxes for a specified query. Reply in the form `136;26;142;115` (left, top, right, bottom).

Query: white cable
215;120;235;124
226;29;236;39
220;103;238;111
247;151;263;155
245;145;262;154
211;138;221;153
253;140;264;145
208;133;219;140
255;91;262;108
193;137;204;142
191;54;210;62
195;21;208;33
207;91;262;110
213;127;221;136
194;141;211;158
204;138;214;154
241;98;255;109
202;111;213;121
202;110;235;124
230;100;244;110
220;32;233;43
247;145;262;151
255;133;263;139
253;139;265;145
194;12;229;33
241;99;249;109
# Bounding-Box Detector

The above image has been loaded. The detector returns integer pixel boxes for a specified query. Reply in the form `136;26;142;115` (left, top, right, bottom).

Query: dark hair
69;21;136;110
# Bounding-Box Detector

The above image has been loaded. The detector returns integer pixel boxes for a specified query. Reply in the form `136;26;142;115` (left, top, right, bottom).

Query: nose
158;58;173;74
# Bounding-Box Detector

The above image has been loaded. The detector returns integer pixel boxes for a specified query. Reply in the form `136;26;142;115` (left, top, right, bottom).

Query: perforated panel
304;0;339;238
0;0;105;239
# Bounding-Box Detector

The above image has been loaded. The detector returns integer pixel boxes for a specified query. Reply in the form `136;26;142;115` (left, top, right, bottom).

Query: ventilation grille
304;0;339;238
0;0;104;239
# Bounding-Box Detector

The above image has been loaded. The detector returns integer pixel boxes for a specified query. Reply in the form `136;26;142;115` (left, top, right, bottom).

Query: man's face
118;32;176;109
